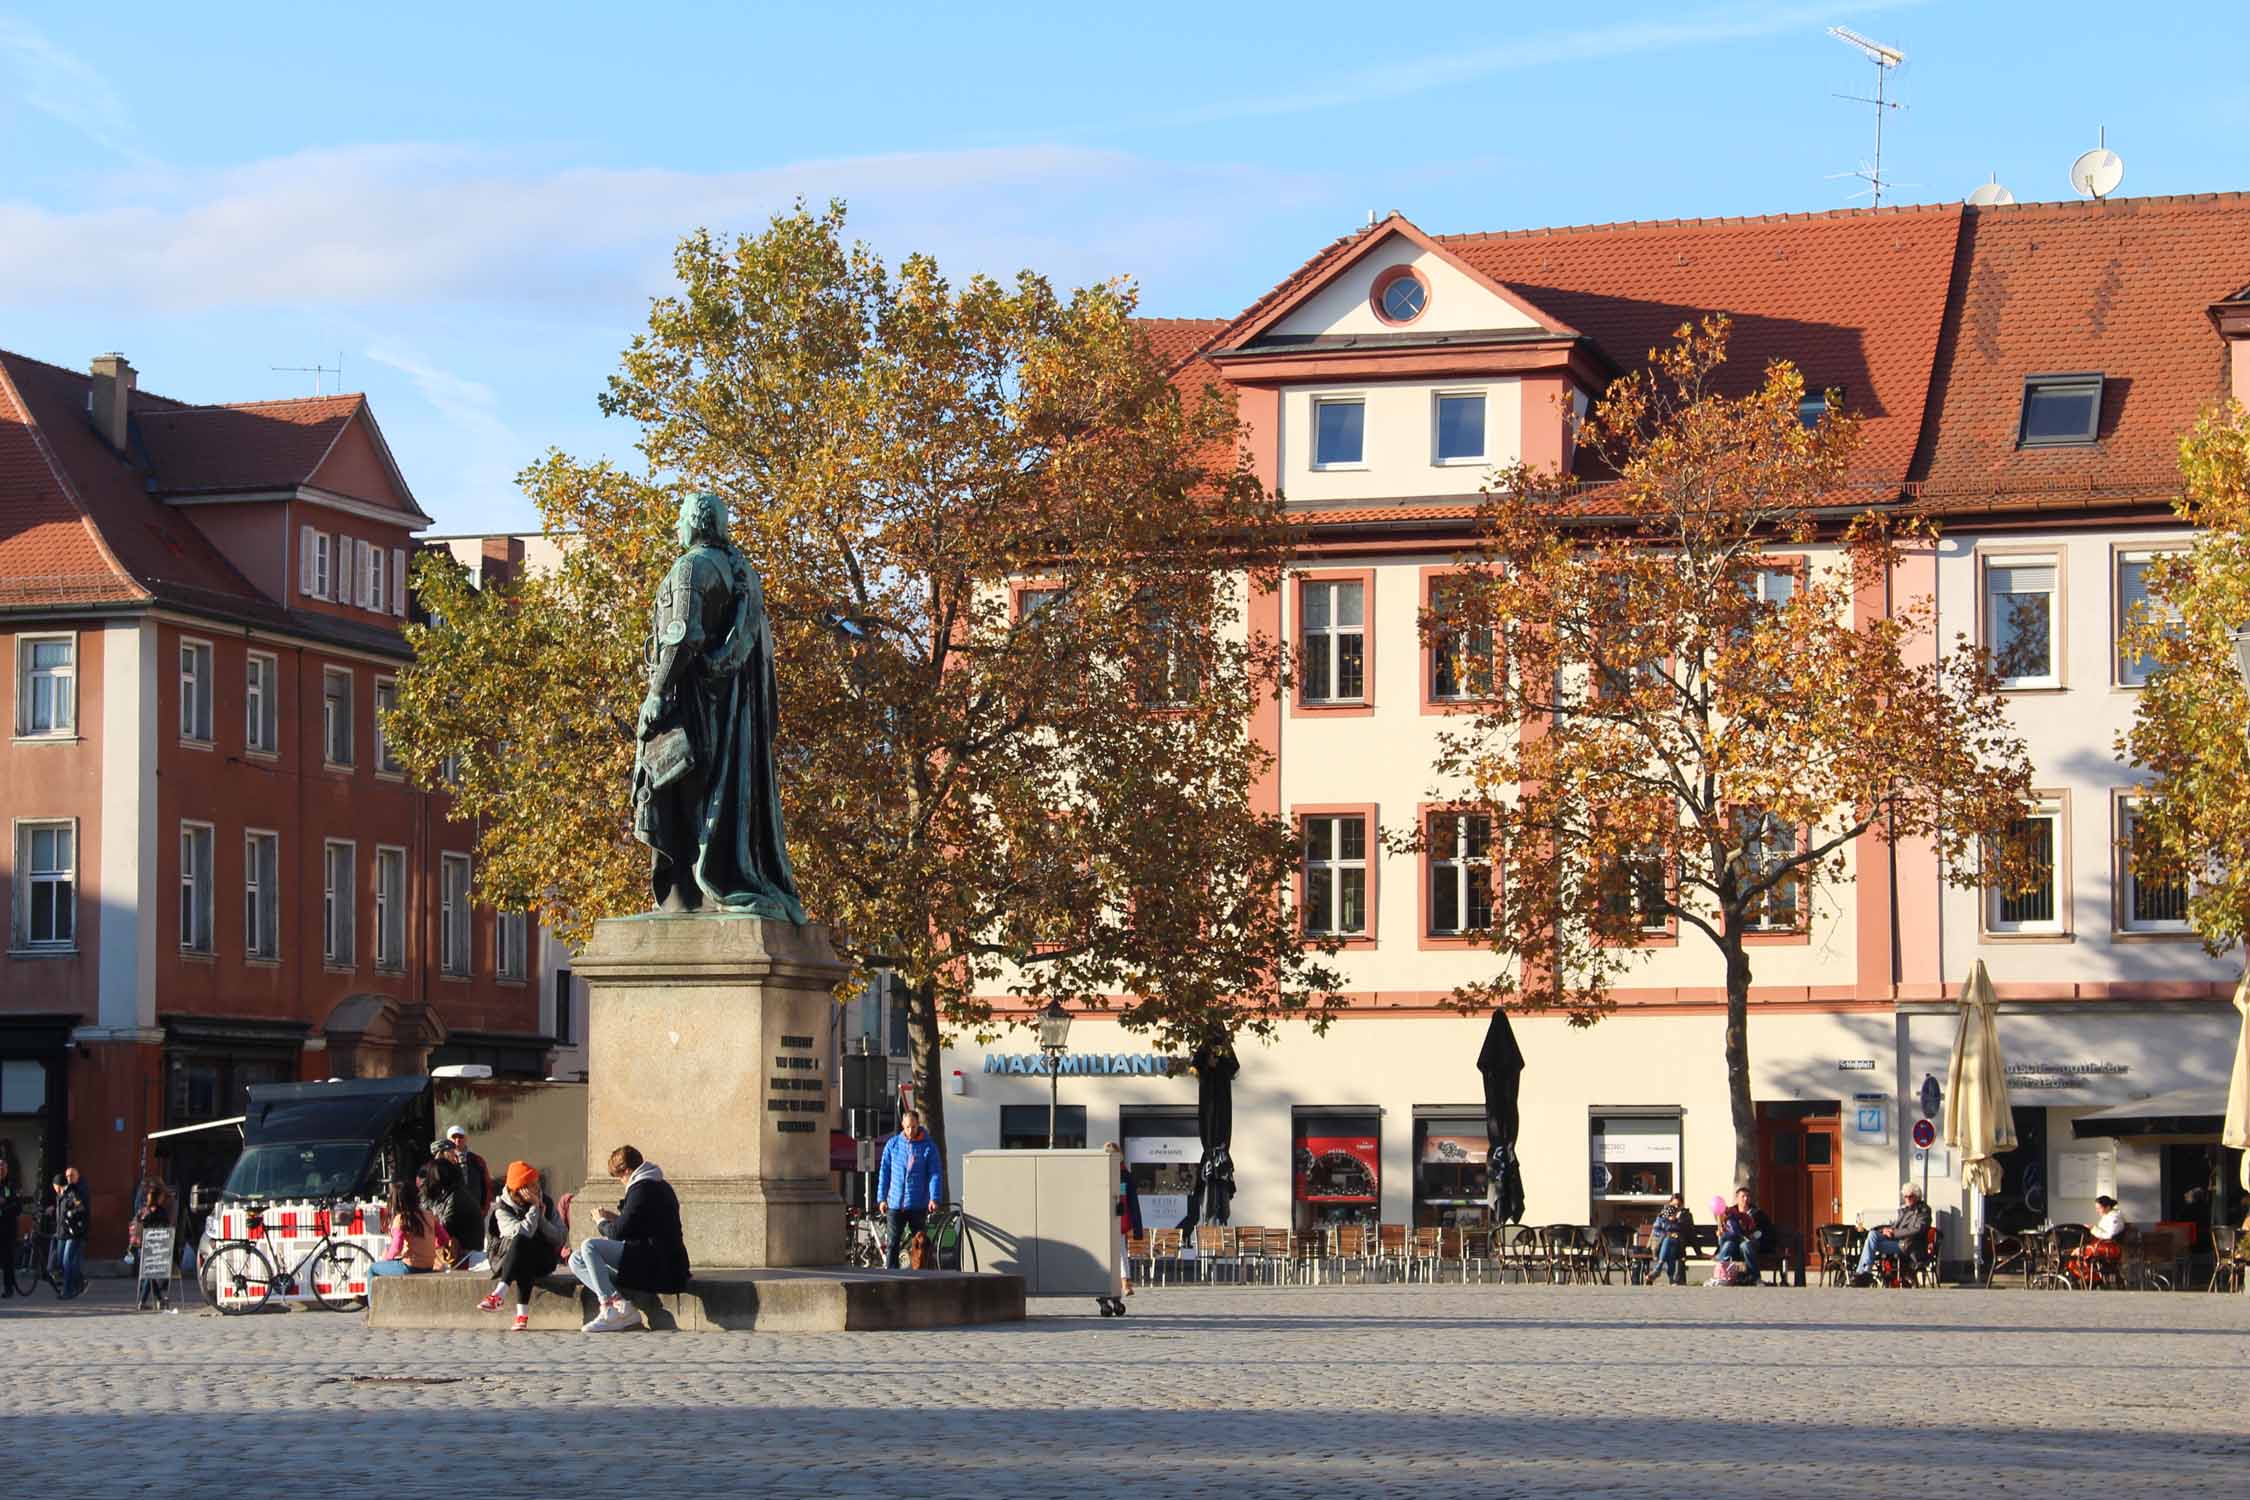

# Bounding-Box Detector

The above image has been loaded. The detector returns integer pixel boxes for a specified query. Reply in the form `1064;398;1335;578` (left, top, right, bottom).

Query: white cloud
1162;0;1932;125
0;143;1309;313
0;17;145;161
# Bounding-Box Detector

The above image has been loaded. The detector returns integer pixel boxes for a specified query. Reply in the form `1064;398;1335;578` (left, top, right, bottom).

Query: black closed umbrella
1478;1009;1526;1225
1180;1039;1240;1230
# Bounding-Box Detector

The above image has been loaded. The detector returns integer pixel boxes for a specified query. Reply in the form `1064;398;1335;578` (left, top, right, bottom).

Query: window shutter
300;526;317;596
333;535;346;603
390;548;408;615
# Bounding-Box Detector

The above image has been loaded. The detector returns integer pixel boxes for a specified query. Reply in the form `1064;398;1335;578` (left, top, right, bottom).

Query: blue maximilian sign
982;1053;1182;1077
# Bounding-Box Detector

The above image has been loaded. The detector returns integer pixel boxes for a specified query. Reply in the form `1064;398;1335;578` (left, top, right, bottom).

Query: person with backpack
876;1110;944;1270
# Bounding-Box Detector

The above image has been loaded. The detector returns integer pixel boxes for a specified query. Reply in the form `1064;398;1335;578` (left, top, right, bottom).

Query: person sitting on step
478;1161;567;1331
568;1145;690;1333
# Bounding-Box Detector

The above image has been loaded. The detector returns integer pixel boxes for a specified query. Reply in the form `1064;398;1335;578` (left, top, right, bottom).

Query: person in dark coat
0;1158;21;1297
569;1144;690;1333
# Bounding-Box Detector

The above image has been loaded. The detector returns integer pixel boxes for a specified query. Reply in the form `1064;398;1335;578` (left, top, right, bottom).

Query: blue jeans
1716;1233;1759;1277
1858;1231;1905;1276
1651;1236;1685;1283
368;1259;430;1276
569;1237;626;1302
57;1237;84;1297
885;1207;928;1270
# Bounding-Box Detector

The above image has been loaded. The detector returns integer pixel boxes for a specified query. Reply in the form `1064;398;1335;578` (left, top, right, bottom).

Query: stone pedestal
572;913;848;1268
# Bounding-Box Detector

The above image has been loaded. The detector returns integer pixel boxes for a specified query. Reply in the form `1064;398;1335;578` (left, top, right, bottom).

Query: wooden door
1756;1106;1844;1266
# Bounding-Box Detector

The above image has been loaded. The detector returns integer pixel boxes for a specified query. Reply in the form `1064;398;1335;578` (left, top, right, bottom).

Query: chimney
479;534;525;590
89;352;136;453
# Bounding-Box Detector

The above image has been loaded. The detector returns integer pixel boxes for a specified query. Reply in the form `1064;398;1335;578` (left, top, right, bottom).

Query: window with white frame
1300;579;1366;703
179;640;214;742
1434;392;1486;464
1600;841;1671;935
374;679;402;774
244;830;279;960
14;820;75;950
369;546;387;617
15;635;75;737
1734;809;1801;933
441;853;472;975
1427;811;1492;935
2118;796;2189;933
322;667;353;766
323;839;356;966
311;530;334;600
245;651;278;753
1986;800;2064;935
376;846;407;970
1313;397;1365;467
179;822;215;953
439;752;462;788
1302;814;1369;937
1428;578;1494;701
1984;557;2059;688
2115;549;2184;687
497;911;528;980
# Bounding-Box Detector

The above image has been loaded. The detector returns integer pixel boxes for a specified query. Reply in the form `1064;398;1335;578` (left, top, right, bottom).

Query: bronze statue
633;491;806;921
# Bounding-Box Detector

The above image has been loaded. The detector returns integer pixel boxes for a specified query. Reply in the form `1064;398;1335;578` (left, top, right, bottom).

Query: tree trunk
904;975;950;1197
1723;935;1757;1190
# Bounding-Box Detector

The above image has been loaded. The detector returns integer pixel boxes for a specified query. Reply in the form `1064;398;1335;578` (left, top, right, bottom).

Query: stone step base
366;1266;1024;1332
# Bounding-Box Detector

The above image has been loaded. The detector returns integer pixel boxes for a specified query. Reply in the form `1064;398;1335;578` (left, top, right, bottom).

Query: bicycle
11;1219;69;1298
844;1206;886;1269
199;1199;375;1314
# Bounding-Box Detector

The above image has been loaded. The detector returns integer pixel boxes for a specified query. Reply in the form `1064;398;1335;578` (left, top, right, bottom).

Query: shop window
1413;1113;1489;1228
999;1104;1085;1151
1983;556;2060;689
16;634;74;737
1589;1112;1681;1218
1121;1110;1199;1232
1293;1110;1380;1232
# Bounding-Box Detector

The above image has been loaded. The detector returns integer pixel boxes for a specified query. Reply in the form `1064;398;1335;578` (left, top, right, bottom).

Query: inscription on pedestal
766;1034;827;1122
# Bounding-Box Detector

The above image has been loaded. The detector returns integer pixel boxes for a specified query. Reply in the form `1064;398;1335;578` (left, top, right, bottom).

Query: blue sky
2;2;2241;534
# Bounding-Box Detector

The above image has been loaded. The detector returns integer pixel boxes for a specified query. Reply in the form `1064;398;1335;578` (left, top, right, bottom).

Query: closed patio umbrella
1180;1039;1240;1231
2220;970;2250;1191
1478;1009;1526;1225
1944;959;2016;1196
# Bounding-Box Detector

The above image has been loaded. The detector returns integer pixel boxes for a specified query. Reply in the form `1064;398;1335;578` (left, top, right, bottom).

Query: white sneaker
582;1301;639;1333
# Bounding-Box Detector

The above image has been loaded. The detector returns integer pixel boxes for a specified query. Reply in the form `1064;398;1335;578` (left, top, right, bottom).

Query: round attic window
1371;265;1429;325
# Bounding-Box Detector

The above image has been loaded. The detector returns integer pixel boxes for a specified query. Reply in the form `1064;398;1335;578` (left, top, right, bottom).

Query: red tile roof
136;394;364;497
1906;193;2250;511
1440;204;1965;486
0;351;421;650
1138;317;1228;372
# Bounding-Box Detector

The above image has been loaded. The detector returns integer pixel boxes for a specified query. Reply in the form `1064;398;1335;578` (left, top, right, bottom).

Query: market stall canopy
2070;1089;2227;1140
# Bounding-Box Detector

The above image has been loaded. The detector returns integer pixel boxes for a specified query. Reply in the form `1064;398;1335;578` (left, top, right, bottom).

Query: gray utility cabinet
962;1148;1126;1311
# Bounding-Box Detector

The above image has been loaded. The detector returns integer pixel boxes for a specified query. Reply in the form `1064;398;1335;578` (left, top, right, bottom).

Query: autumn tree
2118;402;2250;949
390;203;1342;1170
1422;317;2033;1185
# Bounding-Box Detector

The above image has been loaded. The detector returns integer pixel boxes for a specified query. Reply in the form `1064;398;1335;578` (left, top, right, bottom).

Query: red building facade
0;349;546;1232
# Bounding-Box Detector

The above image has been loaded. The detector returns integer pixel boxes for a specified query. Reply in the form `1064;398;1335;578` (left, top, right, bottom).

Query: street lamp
1038;998;1073;1149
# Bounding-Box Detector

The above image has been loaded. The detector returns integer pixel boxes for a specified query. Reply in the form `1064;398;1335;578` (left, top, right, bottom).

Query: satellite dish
1967;179;2016;206
2070;146;2124;200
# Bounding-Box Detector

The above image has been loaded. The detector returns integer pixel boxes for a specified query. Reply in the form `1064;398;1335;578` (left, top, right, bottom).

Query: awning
243;1076;429;1146
2070;1089;2227;1140
146;1116;245;1143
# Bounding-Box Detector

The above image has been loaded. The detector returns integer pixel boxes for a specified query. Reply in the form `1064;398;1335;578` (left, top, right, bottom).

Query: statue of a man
632;491;807;921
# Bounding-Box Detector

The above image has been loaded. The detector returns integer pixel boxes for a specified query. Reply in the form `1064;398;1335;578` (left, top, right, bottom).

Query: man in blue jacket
876;1110;944;1269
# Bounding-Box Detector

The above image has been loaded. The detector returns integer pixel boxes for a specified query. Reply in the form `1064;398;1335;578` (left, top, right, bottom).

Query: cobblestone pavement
4;1282;2246;1497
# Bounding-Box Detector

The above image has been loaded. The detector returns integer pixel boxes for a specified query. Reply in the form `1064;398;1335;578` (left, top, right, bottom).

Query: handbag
643;725;695;789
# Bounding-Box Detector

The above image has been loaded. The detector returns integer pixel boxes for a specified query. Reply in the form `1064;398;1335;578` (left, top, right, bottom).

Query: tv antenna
271;352;344;395
2069;128;2124;200
1828;26;1906;207
1967;173;2016;207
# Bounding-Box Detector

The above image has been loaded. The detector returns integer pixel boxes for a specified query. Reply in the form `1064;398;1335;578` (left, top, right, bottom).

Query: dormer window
2018;373;2104;447
1370;265;1430;326
1797;387;1842;428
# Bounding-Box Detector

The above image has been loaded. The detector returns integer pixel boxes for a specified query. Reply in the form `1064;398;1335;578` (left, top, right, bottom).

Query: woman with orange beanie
478;1161;564;1331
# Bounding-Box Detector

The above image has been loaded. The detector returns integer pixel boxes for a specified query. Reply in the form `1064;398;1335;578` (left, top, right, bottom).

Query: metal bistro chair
1148;1227;1183;1287
1229;1226;1267;1284
1819;1225;1857;1287
1499;1223;1544;1283
1193;1223;1230;1284
2033;1225;2091;1290
1408;1227;1444;1283
1455;1226;1490;1283
2210;1225;2246;1294
1600;1224;1642;1285
1330;1224;1371;1284
1981;1224;2031;1288
2121;1226;2176;1292
1125;1233;1151;1288
1538;1224;1583;1284
1375;1222;1410;1282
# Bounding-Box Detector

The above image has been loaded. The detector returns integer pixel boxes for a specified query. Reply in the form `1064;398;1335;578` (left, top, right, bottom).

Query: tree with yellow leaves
389;204;1342;1168
2118;403;2250;950
1422;318;2033;1185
